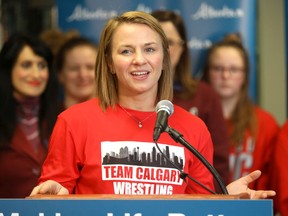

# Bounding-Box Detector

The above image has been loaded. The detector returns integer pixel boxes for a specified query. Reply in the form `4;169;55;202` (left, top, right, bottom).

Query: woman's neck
221;96;239;119
118;94;156;112
16;96;40;120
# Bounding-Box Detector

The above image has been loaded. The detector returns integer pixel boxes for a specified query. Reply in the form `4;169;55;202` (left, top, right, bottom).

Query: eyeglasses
168;39;184;47
210;65;244;75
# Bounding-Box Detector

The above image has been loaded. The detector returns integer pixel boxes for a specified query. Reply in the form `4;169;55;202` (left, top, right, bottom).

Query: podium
0;194;273;216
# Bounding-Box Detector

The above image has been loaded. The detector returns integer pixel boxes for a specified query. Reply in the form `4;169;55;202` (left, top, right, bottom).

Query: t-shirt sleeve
38;116;80;193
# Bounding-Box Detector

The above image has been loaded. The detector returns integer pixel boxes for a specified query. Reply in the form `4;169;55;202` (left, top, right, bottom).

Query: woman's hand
226;170;276;199
30;180;69;196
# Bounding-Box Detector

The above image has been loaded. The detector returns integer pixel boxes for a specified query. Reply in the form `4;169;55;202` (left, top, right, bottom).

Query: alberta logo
192;3;244;20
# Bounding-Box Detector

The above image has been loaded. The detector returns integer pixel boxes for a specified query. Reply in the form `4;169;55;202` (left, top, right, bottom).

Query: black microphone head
155;100;174;116
153;100;174;142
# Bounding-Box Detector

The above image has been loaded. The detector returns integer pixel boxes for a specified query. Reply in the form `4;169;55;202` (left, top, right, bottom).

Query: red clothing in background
0;126;47;197
228;106;279;190
271;120;288;216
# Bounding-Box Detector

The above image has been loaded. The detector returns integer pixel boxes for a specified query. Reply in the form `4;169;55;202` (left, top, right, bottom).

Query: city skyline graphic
102;145;184;169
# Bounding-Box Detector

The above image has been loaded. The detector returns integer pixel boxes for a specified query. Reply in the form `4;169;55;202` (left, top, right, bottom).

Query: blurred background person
39;29;80;57
0;33;60;198
201;34;279;191
271;119;288;216
151;10;229;192
54;36;98;109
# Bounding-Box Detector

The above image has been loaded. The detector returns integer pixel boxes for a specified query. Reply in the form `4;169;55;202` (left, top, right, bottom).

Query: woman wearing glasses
202;34;279;191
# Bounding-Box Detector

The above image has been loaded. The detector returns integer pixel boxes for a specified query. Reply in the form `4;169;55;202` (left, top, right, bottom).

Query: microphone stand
165;126;228;195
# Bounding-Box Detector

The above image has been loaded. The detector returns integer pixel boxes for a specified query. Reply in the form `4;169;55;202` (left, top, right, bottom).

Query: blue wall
56;0;257;101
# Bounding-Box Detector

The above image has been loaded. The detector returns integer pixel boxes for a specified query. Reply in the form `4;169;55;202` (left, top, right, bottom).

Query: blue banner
0;198;273;216
56;0;257;100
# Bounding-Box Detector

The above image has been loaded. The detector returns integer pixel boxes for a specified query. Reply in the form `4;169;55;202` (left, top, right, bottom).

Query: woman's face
159;21;183;72
110;23;164;97
59;45;97;102
12;45;49;100
208;46;245;100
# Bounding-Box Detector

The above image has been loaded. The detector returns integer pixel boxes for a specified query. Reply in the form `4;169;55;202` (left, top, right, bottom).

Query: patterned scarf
17;97;41;153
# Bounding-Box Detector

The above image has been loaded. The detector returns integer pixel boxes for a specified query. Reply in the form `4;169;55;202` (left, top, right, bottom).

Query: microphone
153;100;174;142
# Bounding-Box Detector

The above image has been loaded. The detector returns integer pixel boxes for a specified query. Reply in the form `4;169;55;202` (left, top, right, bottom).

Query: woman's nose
133;51;147;65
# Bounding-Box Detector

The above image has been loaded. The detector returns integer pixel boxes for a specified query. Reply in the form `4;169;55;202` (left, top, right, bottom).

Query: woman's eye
21;61;32;68
146;47;155;53
121;49;132;55
38;62;48;70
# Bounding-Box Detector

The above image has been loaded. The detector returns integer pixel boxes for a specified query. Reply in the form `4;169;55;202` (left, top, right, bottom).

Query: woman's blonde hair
95;11;173;111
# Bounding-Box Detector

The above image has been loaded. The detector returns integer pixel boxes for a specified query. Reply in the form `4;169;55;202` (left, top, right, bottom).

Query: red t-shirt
271;120;288;216
228;106;279;190
39;98;214;195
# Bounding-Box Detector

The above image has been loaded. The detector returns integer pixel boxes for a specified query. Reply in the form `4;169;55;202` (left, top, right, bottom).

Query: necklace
119;104;155;128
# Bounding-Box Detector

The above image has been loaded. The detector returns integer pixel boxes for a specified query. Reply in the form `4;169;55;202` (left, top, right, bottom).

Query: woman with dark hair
0;33;60;198
151;10;230;191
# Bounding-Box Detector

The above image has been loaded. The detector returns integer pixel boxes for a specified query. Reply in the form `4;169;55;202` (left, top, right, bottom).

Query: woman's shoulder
254;106;279;129
194;81;221;102
172;104;207;127
196;81;218;95
59;98;100;119
281;119;288;130
254;106;278;123
170;104;212;145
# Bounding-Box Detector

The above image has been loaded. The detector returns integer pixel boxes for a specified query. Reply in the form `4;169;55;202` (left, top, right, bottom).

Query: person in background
201;34;279;191
151;10;229;191
54;37;98;109
0;33;60;198
39;29;80;57
30;11;275;199
271;120;288;216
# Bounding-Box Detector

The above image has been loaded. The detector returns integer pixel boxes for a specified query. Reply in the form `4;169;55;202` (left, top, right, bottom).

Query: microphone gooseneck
165;126;229;194
154;141;216;194
153;100;174;142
